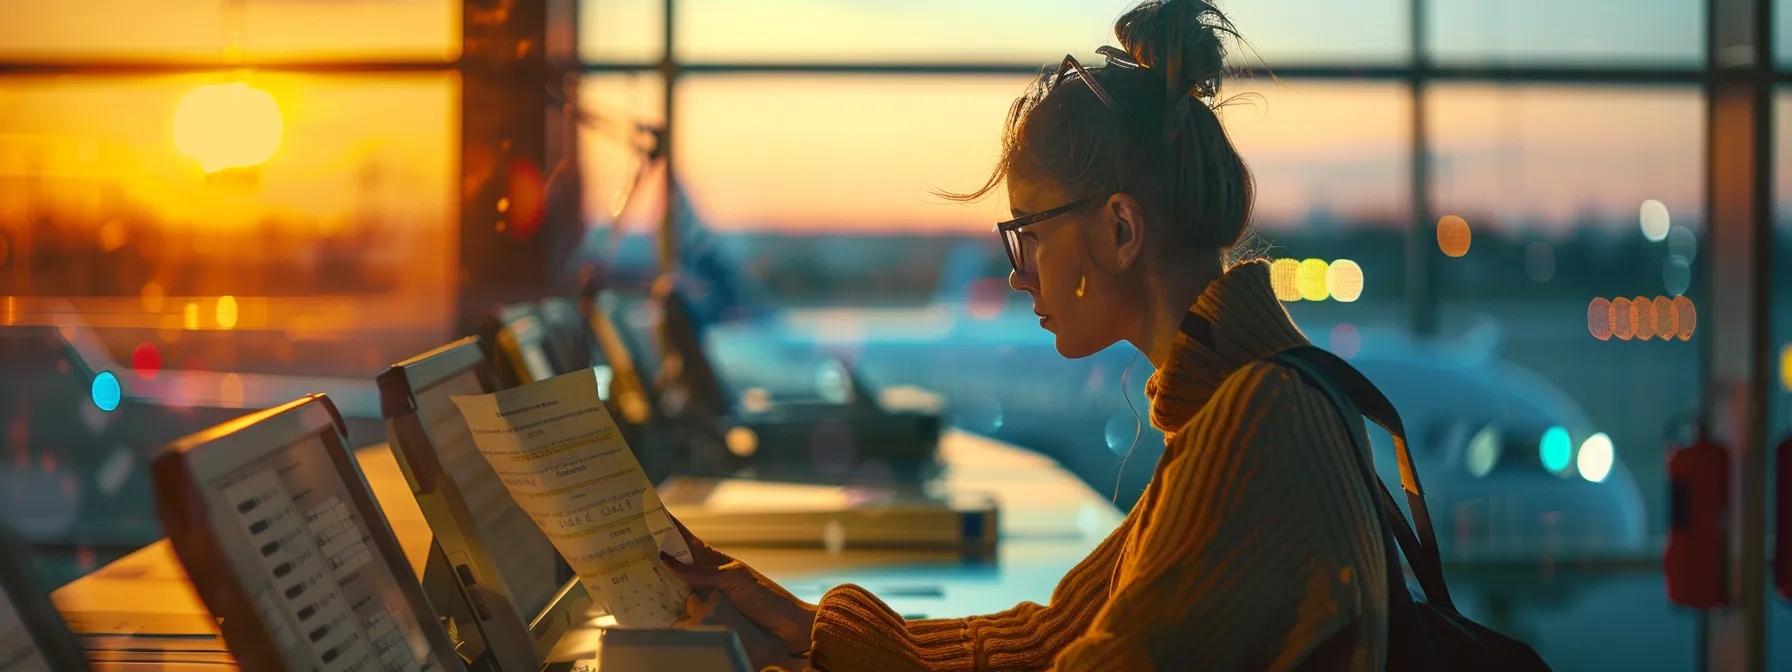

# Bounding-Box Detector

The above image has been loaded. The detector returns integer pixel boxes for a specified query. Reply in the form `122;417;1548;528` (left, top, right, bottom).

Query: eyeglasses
995;194;1109;274
994;49;1140;274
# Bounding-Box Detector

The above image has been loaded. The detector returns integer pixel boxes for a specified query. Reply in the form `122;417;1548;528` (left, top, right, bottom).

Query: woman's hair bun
1114;0;1238;100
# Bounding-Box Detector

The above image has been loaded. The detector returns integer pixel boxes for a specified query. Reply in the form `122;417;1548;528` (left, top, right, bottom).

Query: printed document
451;369;694;627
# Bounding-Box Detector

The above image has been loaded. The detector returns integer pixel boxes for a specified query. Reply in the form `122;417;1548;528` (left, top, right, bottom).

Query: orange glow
220;373;245;407
1633;296;1655;341
1653;296;1674;340
1588;298;1613;340
173;82;284;173
1674;296;1697;341
215;296;239;329
1437;215;1471;257
1611;297;1634;340
139;281;166;313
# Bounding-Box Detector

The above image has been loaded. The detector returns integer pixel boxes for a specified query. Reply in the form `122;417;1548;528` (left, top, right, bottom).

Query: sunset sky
0;0;1783;240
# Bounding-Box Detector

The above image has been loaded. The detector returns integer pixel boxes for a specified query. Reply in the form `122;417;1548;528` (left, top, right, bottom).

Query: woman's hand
660;514;819;660
680;589;810;671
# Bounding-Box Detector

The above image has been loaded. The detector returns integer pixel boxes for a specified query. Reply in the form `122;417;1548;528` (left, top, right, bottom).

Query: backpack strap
1262;345;1458;613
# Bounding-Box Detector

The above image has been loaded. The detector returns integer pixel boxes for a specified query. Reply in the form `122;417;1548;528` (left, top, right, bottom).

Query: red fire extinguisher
1665;418;1730;609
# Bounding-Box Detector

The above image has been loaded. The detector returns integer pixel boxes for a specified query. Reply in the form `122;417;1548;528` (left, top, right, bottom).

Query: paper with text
451;369;694;627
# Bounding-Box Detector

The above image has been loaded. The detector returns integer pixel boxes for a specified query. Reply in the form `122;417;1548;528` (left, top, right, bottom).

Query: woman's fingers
662;555;815;655
662;554;758;592
667;512;732;566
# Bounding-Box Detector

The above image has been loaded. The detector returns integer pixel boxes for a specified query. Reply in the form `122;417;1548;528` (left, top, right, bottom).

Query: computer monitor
0;520;92;672
152;394;461;672
377;338;589;672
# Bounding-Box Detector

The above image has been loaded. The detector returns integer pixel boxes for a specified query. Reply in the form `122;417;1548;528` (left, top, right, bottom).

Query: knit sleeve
806;515;1133;672
1052;362;1387;671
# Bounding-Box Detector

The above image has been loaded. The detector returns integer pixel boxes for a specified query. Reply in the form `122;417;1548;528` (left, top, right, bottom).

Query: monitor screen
0;582;51;672
200;431;448;672
413;369;561;621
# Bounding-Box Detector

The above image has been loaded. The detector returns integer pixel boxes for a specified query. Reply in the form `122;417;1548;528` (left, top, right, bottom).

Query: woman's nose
1008;268;1027;293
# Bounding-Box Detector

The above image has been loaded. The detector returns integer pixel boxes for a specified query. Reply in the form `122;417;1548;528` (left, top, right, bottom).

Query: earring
1075;275;1087;298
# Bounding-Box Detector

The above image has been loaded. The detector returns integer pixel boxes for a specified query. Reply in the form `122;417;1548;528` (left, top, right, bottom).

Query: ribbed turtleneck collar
1143;260;1313;445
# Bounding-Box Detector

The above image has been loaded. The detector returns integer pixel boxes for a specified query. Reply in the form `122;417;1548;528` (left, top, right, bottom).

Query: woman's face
1005;176;1139;359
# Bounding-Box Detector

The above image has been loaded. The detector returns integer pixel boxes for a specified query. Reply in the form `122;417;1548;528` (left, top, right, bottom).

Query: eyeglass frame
992;49;1141;274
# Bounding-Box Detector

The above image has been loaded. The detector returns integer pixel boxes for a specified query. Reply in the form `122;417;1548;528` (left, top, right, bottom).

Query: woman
663;1;1387;669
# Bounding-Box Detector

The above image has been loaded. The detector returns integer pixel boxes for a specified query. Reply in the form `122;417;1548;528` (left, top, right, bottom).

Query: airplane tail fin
665;175;774;326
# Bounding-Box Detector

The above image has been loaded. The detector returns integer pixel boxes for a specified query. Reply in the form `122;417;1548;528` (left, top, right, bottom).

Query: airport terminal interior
2;0;1792;670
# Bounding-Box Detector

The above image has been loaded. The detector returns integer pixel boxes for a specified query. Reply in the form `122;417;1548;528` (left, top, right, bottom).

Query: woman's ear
1109;194;1147;271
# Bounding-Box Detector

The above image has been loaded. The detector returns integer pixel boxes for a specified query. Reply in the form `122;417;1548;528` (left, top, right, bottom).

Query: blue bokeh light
91;371;121;412
1540;425;1572;474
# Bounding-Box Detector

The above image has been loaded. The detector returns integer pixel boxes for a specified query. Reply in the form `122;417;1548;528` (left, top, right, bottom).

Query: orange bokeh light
1437;215;1472;258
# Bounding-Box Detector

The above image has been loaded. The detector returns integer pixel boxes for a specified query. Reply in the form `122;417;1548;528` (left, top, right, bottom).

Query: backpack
1264;346;1554;672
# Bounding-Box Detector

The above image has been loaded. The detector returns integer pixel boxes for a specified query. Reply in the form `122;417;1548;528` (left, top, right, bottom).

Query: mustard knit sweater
801;261;1388;671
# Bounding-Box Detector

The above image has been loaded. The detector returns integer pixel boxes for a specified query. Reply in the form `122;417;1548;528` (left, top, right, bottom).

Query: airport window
1428;83;1705;530
0;0;460;62
580;73;668;232
652;0;1410;66
4;0;1790;663
581;0;665;64
1426;0;1705;66
0;73;460;379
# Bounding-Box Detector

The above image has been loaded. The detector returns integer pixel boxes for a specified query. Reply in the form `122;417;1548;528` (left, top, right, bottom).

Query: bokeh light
1611;297;1634;340
1540;426;1573;475
1633;296;1655;341
1587;298;1613;340
1663;256;1692;296
215;296;239;329
505;158;547;240
139;281;165;313
1667;225;1698;261
183;302;199;330
1437;215;1471;257
91;371;121;412
1639;199;1671;242
823;519;847;555
97;220;128;252
1779;343;1792;393
1466;426;1501;478
1296;259;1330;301
1674;296;1697;341
1578;433;1614;483
131;342;162;380
1652;297;1674;340
219;373;245;407
1524;242;1555;283
1269;258;1300;301
173;82;284;173
158;315;183;344
1329;322;1361;360
725;427;759;457
1104;415;1138;455
1326;259;1363;302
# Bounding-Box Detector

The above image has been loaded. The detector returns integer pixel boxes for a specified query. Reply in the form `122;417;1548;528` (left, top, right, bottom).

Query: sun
172;82;284;174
